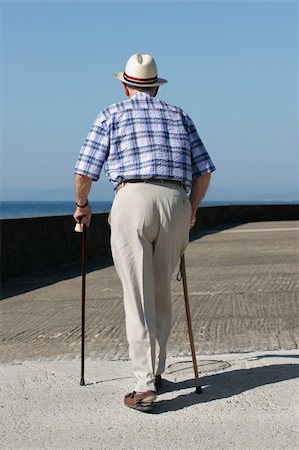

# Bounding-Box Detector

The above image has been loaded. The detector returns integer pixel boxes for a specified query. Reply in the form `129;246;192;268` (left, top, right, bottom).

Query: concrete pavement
0;351;298;449
1;220;298;361
0;221;298;449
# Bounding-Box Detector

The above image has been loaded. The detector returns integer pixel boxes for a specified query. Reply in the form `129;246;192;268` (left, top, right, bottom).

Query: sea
0;201;112;219
0;200;298;219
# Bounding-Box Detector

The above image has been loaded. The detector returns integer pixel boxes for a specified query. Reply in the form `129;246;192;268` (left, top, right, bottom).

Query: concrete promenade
0;220;298;449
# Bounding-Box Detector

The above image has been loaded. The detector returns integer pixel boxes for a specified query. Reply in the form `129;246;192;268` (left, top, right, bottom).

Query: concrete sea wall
1;214;110;282
1;204;298;281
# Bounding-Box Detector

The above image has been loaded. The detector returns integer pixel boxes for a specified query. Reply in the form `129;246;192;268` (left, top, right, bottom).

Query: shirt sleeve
74;112;110;181
186;115;216;178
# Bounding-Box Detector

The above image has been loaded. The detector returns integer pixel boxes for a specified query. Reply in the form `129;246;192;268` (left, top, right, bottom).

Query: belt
115;178;185;193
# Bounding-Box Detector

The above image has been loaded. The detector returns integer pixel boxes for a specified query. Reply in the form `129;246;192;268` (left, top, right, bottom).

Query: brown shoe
124;390;157;412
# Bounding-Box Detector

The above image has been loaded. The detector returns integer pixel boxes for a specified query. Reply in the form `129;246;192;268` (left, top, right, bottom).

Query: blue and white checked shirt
75;92;215;190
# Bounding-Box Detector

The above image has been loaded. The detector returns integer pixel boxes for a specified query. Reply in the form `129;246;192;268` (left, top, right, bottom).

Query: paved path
0;351;298;449
1;221;298;362
0;221;298;449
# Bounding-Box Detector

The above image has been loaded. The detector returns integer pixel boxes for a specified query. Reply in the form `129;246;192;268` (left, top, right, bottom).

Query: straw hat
114;53;168;88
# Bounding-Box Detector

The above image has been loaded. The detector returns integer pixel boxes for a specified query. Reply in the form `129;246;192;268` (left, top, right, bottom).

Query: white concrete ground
0;350;298;450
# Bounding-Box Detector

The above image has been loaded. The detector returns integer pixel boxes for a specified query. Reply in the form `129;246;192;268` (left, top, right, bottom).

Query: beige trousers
110;182;191;392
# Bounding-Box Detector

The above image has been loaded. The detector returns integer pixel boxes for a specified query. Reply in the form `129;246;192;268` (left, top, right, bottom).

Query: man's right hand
73;204;92;228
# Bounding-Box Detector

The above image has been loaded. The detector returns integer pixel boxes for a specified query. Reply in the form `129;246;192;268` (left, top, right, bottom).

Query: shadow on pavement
247;354;299;360
0;256;113;300
152;363;299;414
1;222;242;300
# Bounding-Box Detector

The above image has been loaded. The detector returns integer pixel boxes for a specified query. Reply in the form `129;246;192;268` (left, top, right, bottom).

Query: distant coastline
0;199;298;220
0;201;112;220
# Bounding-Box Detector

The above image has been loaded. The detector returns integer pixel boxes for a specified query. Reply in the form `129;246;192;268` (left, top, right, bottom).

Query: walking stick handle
75;222;84;233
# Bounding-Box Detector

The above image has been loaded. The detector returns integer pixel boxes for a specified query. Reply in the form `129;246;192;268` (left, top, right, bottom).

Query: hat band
124;72;158;85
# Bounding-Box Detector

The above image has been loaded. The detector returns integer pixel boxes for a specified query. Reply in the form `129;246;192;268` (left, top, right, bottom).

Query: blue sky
1;0;298;202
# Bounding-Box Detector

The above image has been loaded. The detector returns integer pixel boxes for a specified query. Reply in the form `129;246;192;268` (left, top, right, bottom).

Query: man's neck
129;90;152;99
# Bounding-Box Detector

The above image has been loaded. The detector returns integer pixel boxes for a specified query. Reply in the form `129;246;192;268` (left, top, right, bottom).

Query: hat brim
114;72;168;87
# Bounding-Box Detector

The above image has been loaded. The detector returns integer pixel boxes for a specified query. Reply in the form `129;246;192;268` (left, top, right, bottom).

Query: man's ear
122;82;130;97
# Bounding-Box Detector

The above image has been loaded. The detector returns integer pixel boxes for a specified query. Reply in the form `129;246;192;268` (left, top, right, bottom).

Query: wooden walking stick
180;254;202;394
75;222;87;386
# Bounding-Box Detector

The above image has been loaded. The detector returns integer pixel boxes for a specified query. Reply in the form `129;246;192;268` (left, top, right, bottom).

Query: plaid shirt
75;92;215;189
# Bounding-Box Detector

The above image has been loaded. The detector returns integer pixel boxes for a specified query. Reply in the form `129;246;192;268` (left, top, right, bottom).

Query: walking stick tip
80;378;85;386
195;385;202;394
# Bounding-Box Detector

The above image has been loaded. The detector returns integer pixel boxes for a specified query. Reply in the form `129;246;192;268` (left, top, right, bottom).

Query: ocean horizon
0;199;298;220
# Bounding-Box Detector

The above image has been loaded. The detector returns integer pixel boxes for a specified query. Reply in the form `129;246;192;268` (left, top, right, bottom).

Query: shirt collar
130;91;153;99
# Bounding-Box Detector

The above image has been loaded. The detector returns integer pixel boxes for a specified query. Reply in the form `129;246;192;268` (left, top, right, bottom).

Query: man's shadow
152;362;299;414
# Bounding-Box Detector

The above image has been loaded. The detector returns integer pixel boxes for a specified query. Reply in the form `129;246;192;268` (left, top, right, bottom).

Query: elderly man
74;53;215;412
